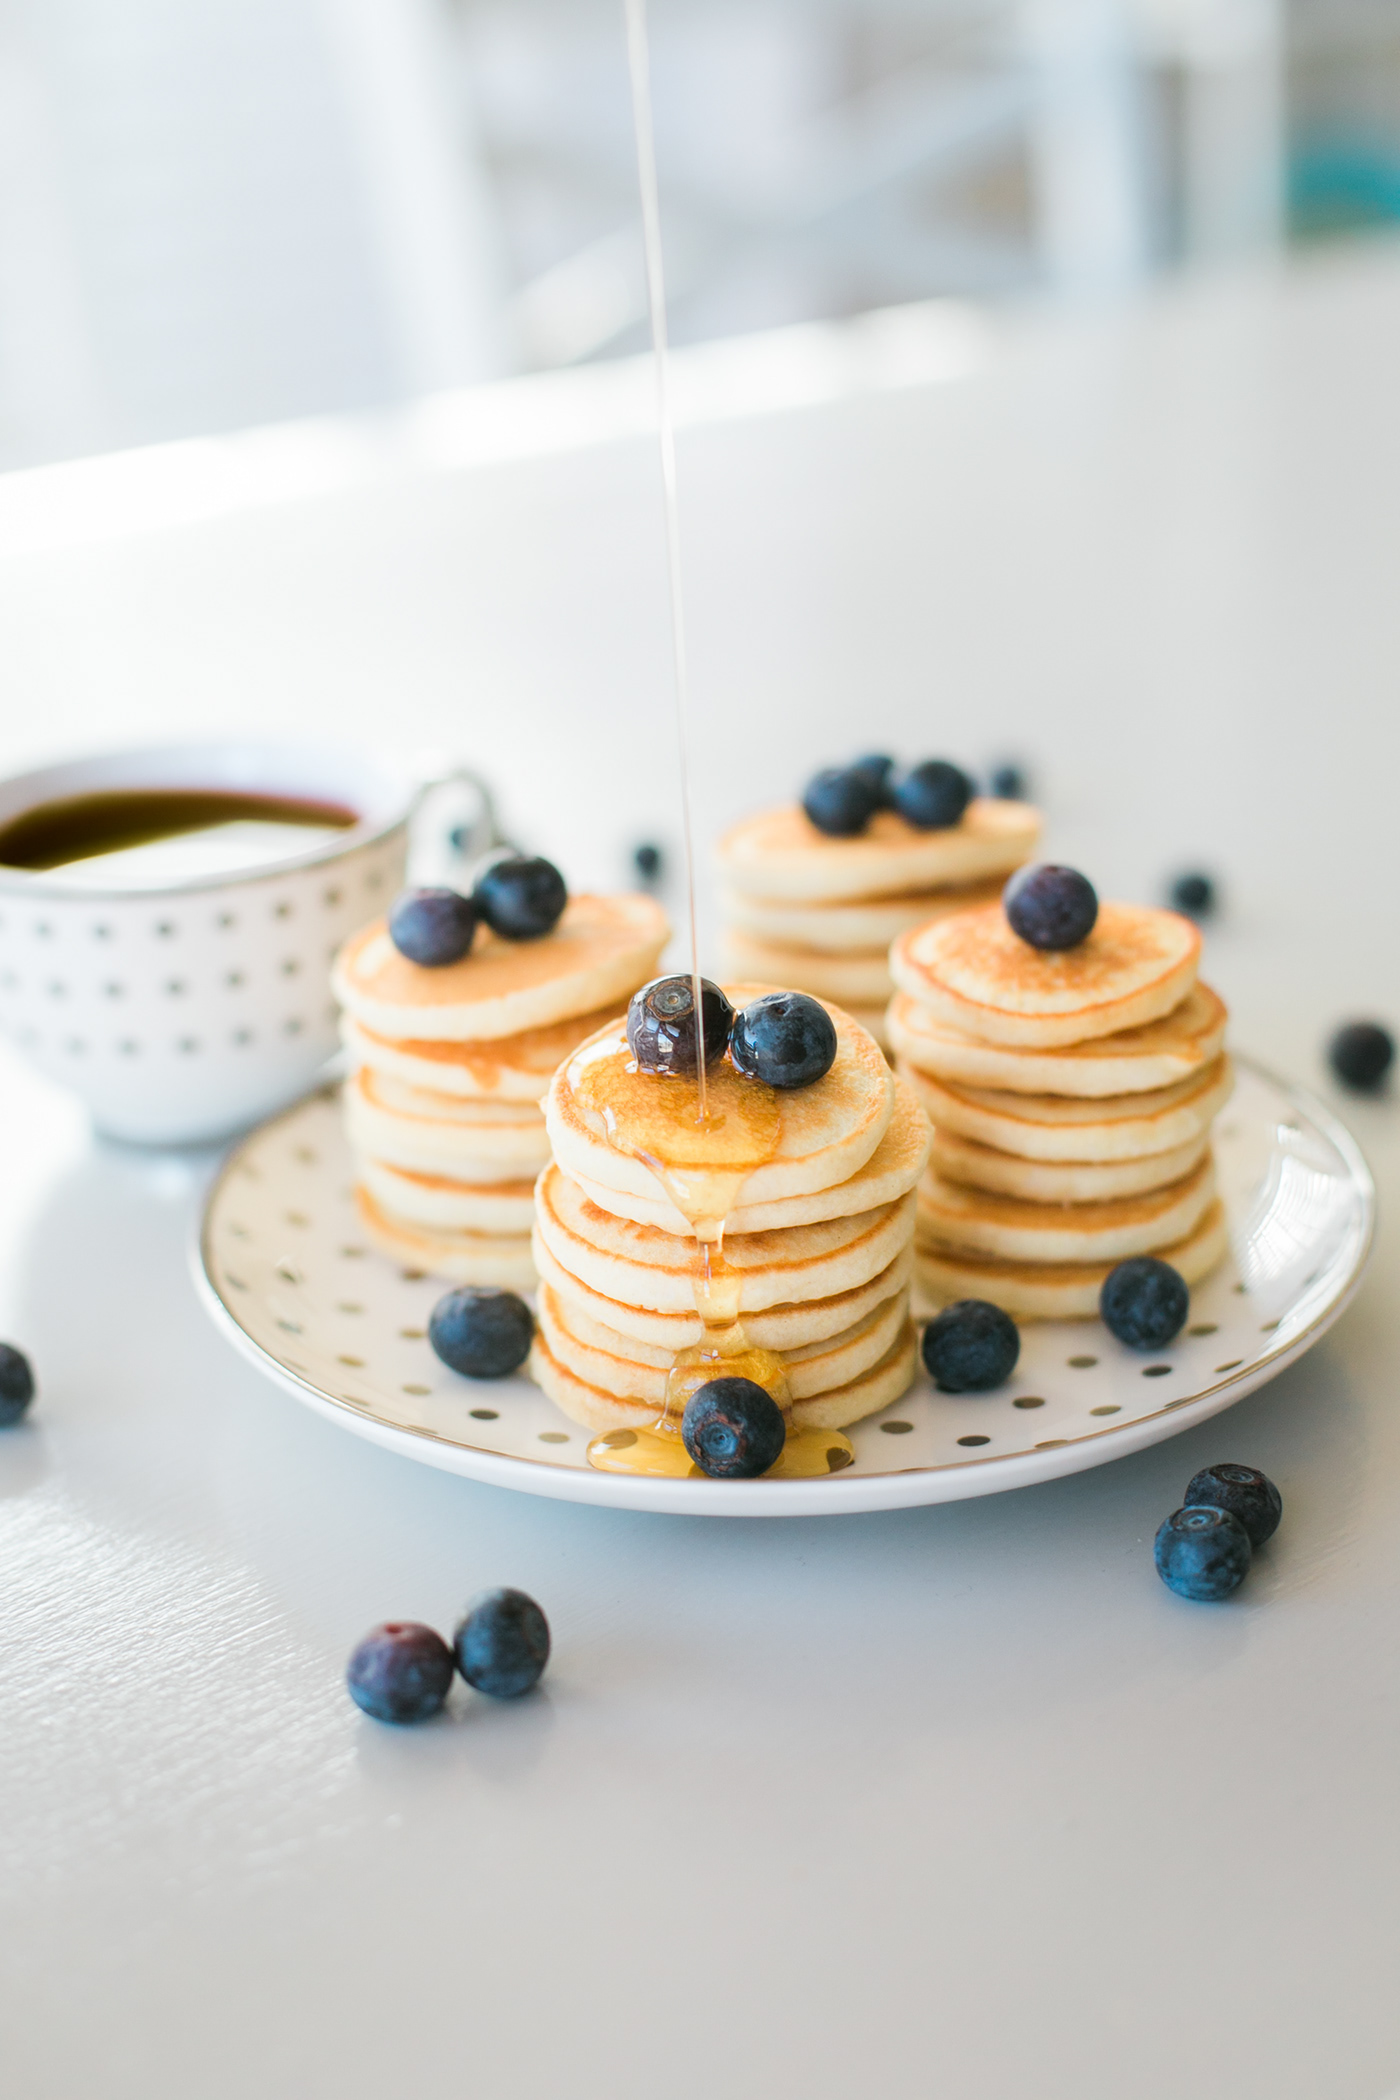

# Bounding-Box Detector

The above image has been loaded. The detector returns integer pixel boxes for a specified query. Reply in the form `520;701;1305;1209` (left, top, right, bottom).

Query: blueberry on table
429;1287;534;1379
454;1588;550;1698
346;1622;455;1724
1328;1020;1394;1092
0;1343;34;1427
388;887;478;967
1168;870;1217;919
1003;862;1098;950
989;762;1028;801
1100;1257;1189;1350
893;760;972;831
850;753;896;803
632;841;664;886
921;1299;1020;1392
627;975;734;1074
802;767;881;837
1184;1463;1282;1548
473;855;568;940
730;991;837;1090
1154;1506;1251;1601
682;1377;787;1478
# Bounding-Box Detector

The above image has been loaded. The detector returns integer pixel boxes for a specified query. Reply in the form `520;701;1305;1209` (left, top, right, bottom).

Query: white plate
194;1059;1374;1517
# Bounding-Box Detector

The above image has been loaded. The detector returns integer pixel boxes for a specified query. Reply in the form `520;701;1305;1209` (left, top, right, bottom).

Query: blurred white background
0;0;1395;468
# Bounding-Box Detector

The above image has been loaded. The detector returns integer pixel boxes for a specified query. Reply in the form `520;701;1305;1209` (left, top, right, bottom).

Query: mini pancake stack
888;901;1232;1318
717;799;1042;1048
332;894;668;1286
528;987;931;1437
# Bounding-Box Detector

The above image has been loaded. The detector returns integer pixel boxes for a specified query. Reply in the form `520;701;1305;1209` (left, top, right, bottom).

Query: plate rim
192;1055;1376;1518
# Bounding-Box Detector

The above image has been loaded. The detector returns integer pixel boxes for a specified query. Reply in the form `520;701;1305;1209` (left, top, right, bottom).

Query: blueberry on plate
1168;870;1217;919
1328;1020;1395;1092
802;767;880;838
893;759;972;832
0;1343;34;1427
1183;1462;1282;1548
681;1376;787;1479
1100;1256;1189;1350
429;1287;534;1379
627;975;734;1074
1003;862;1098;950
989;762;1028;801
454;1588;550;1698
730;991;837;1090
346;1622;455;1724
850;753;896;804
388;887;478;967
473;855;568;940
921;1299;1020;1392
1154;1506;1251;1601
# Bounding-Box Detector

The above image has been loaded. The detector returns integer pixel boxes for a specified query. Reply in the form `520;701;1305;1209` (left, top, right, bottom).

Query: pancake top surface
892;901;1200;1021
717;799;1040;903
334;892;668;1041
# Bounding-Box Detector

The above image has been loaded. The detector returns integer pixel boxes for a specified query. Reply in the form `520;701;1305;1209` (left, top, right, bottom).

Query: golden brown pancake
914;1199;1228;1319
718;799;1040;904
915;1153;1216;1264
903;1056;1233;1162
345;1066;552;1179
342;1001;628;1101
355;1186;536;1288
721;876;1006;953
718;930;895;1005
929;1128;1209;1203
887;981;1228;1096
358;1158;539;1234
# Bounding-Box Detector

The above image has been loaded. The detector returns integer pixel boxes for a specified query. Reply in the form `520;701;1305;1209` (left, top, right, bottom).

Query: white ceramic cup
0;739;495;1145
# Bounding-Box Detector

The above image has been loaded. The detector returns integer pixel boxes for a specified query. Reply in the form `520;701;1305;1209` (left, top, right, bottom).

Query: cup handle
409;763;511;870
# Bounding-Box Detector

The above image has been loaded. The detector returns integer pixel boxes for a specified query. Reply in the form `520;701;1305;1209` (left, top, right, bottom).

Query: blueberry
893;760;972;831
454;1587;550;1698
681;1376;786;1479
850;753;896;804
473;855;567;940
1003;862;1099;950
388;887;478;967
921;1299;1020;1392
346;1622;455;1724
1328;1020;1394;1092
730;991;837;1090
802;767;880;837
0;1343;34;1427
1169;870;1217;919
633;841;664;886
1100;1257;1189;1350
627;975;733;1075
429;1287;533;1379
1183;1462;1282;1548
1154;1506;1251;1601
989;762;1028;801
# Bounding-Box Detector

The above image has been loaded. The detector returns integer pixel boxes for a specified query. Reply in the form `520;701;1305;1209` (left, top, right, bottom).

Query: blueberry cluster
0;1342;34;1428
388;854;569;967
802;754;975;838
1154;1462;1282;1601
346;1587;551;1724
627;977;839;1091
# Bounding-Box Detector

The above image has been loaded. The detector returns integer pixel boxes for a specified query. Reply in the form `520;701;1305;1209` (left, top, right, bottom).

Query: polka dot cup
0;740;490;1145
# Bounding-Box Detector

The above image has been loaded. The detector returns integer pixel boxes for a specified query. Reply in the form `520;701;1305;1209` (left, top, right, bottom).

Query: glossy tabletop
1;248;1399;2100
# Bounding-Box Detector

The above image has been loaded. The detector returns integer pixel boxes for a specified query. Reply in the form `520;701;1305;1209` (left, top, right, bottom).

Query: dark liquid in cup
0;788;357;875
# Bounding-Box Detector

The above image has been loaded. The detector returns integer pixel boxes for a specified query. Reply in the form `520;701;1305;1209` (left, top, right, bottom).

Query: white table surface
2;249;1399;2100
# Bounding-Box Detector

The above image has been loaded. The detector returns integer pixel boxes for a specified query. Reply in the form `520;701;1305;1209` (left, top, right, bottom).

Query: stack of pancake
716;799;1041;1048
332;893;668;1286
528;990;931;1435
888;902;1231;1318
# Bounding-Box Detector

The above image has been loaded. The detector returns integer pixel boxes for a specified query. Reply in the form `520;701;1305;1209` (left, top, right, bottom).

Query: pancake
890;902;1200;1048
846;1002;891;1052
915;1153;1216;1264
929;1128;1209;1203
565;1077;930;1236
887;982;1228;1096
914;1199;1228;1320
547;989;894;1218
537;1162;917;1315
359;1157;538;1234
355;1186;536;1288
718;799;1039;904
333;891;668;1042
537;1282;908;1403
721;877;1005;954
533;1231;913;1352
345;1066;552;1179
530;1319;917;1435
904;1056;1233;1163
718;931;894;1005
342;1001;628;1102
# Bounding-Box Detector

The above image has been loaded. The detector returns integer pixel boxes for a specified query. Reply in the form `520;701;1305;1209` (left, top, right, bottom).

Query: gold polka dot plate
195;1059;1373;1517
